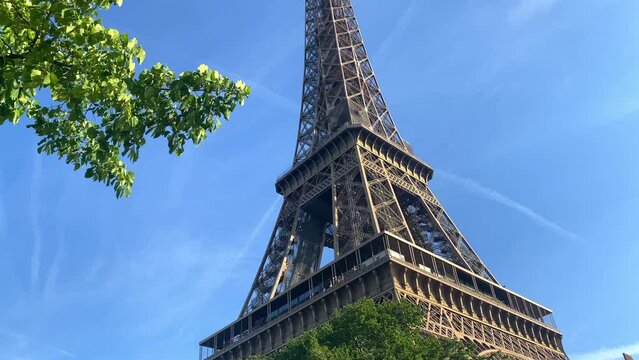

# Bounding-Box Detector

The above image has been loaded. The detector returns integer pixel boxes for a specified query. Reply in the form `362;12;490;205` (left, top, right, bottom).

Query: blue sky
1;0;638;359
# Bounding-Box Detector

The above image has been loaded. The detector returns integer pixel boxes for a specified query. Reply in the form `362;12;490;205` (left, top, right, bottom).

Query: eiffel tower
200;1;567;359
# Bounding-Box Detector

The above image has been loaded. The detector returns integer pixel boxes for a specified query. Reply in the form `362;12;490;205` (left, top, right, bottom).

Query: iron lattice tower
200;1;567;359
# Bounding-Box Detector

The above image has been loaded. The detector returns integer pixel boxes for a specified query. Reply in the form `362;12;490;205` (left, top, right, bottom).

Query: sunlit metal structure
200;1;567;359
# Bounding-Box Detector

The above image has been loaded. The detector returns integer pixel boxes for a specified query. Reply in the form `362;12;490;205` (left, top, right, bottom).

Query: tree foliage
253;299;510;360
0;0;250;197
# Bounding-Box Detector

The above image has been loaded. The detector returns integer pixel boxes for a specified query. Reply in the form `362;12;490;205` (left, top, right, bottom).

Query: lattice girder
293;0;408;165
242;129;497;315
204;2;566;359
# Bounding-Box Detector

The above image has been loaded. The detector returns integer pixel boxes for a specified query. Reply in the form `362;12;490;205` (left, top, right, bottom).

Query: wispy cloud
215;30;299;116
238;196;281;259
223;69;298;115
374;0;422;64
43;230;65;301
0;168;6;239
0;328;76;359
29;155;43;291
55;349;76;358
0;194;282;359
602;92;639;122
508;0;559;24
572;340;639;360
438;170;579;241
109;196;281;336
249;80;298;115
251;31;298;84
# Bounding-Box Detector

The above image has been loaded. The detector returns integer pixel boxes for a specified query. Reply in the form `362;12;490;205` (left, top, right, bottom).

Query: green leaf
0;12;10;26
1;0;249;198
262;300;478;360
107;28;120;40
84;168;94;179
127;38;137;49
30;69;42;79
137;47;146;63
10;88;20;100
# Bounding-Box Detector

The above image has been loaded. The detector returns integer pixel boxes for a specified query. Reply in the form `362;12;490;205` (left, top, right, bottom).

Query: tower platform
200;232;566;360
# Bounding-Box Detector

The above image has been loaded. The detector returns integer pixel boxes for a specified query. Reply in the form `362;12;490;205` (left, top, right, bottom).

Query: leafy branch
0;0;250;197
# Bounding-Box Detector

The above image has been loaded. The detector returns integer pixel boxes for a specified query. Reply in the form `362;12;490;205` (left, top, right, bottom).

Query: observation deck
199;232;564;360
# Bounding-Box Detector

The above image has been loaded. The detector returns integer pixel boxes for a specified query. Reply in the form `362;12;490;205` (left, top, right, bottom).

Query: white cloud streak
109;234;238;337
240;196;281;258
0;168;6;239
572;340;639;360
245;27;299;113
438;170;579;241
108;196;281;336
43;230;65;301
223;69;298;115
56;349;76;358
603;93;639;122
250;80;298;115
252;31;298;84
0;195;283;355
0;328;76;359
29;155;43;291
508;0;559;24
373;0;421;62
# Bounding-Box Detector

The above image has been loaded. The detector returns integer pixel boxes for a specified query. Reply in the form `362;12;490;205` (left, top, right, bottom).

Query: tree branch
51;59;72;69
0;37;17;54
6;0;32;28
0;52;28;61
